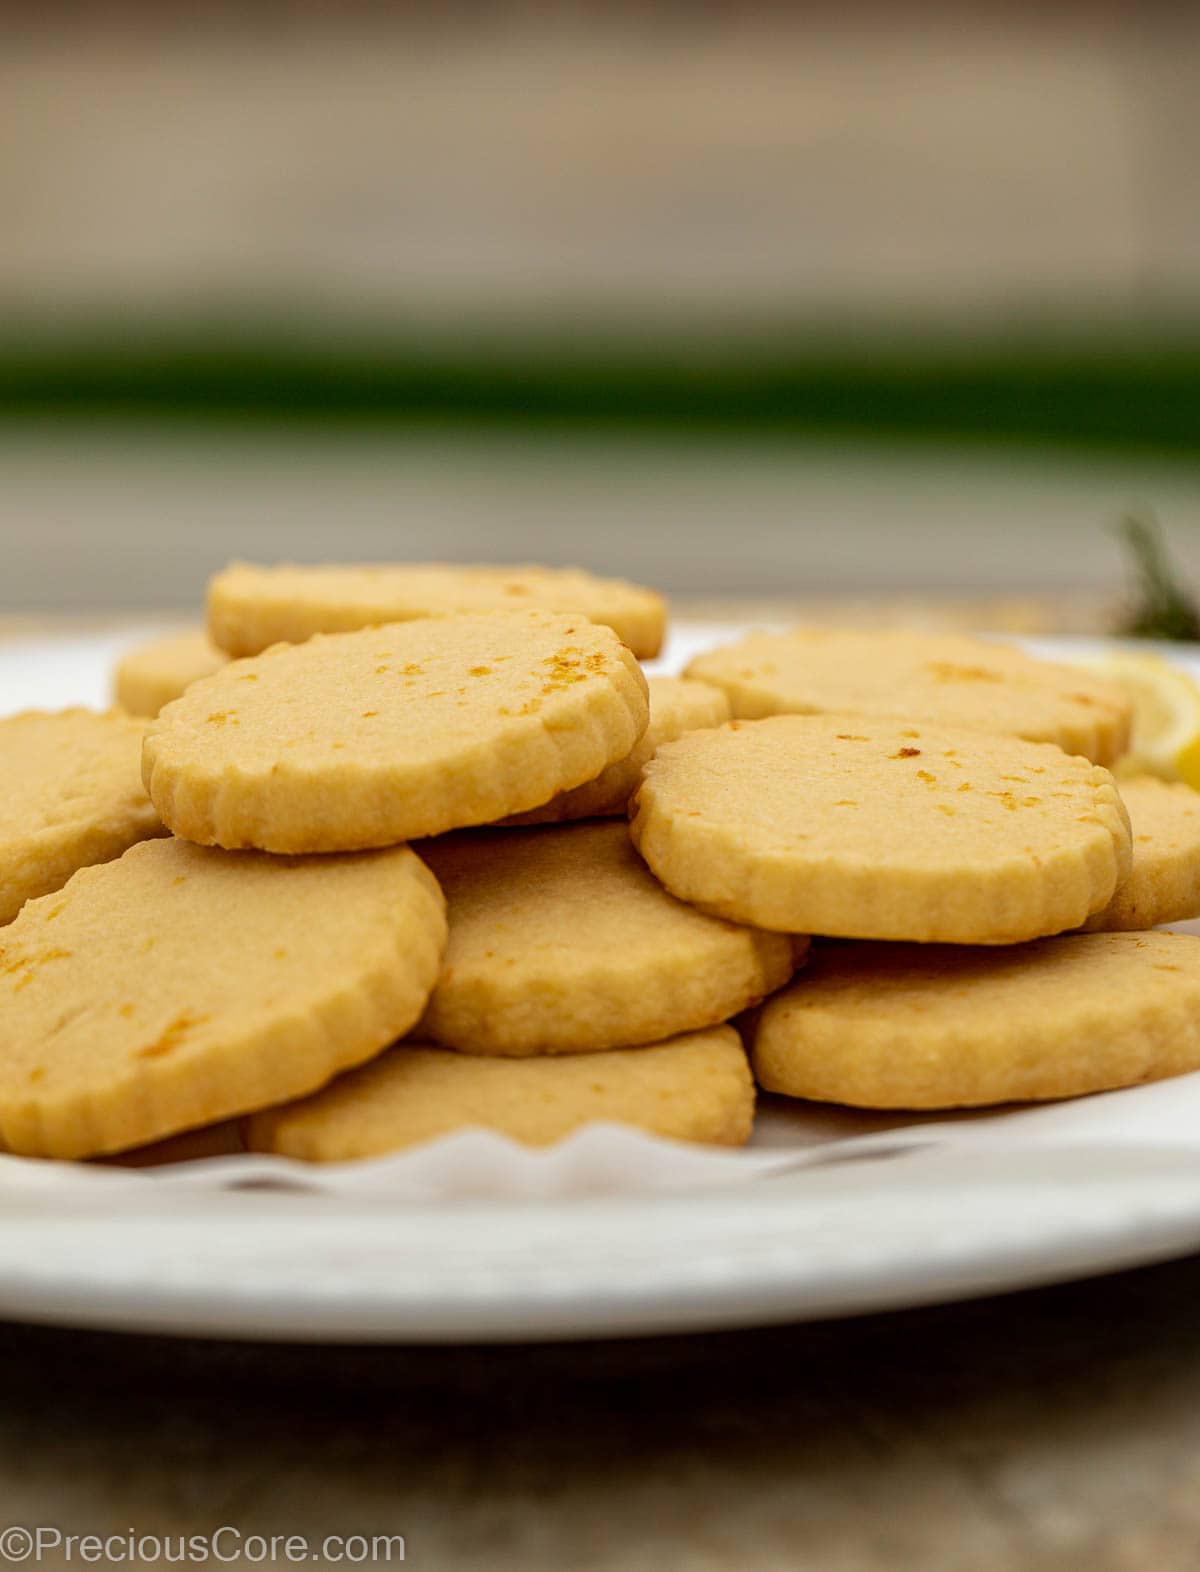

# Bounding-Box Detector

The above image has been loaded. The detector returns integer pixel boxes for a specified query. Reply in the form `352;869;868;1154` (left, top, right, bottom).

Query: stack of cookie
5;564;1200;1166
670;629;1200;1109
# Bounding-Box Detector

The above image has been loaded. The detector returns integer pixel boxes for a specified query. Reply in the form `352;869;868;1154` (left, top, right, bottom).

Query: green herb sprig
1118;512;1200;642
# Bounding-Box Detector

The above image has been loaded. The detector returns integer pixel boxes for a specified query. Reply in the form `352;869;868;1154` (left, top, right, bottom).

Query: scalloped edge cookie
418;820;802;1054
114;628;228;717
753;930;1200;1108
208;560;667;659
0;708;167;927
0;837;447;1158
144;611;650;852
246;1026;756;1158
630;714;1131;942
686;627;1131;765
1084;776;1200;931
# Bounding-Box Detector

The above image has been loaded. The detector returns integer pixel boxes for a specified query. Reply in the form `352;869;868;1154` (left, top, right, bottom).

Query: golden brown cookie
143;611;649;853
753;930;1200;1108
246;1026;755;1158
630;715;1131;942
1083;776;1200;931
503;676;730;825
0;837;446;1158
114;628;228;717
0;709;167;926
686;627;1131;765
418;820;800;1054
208;560;667;659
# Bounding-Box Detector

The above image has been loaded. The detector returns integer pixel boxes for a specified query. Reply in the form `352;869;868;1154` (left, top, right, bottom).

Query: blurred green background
3;6;1200;611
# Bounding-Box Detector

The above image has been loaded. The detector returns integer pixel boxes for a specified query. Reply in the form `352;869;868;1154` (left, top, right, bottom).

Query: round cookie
246;1026;755;1158
208;560;667;660
0;836;446;1158
418;820;801;1055
143;610;649;853
1083;776;1200;931
503;676;730;825
686;627;1131;765
0;709;167;927
114;628;228;717
753;930;1200;1109
630;715;1131;943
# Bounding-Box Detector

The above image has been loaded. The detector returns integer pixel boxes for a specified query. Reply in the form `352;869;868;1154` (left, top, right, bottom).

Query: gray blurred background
3;5;1200;614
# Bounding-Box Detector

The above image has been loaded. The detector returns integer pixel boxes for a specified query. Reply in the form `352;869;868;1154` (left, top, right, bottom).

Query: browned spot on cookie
3;946;72;992
43;903;65;922
27;1067;44;1084
468;666;492;677
925;662;1001;683
237;673;258;682
360;710;378;719
836;734;869;742
540;649;590;692
893;747;921;759
916;769;936;783
206;711;236;726
135;1011;209;1061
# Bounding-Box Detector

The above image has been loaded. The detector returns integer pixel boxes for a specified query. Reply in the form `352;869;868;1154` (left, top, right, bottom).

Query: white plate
3;621;1200;1345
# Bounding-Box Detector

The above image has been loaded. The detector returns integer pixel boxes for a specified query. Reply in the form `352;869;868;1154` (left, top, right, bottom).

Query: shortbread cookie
0;709;167;926
208;560;667;659
114;628;227;717
504;676;730;825
419;821;800;1054
753;930;1200;1109
0;837;446;1158
143;611;649;853
246;1026;755;1158
1083;777;1200;931
631;715;1131;942
686;628;1131;765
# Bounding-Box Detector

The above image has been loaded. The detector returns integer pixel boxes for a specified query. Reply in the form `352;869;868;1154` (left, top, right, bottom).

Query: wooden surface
3;1254;1199;1571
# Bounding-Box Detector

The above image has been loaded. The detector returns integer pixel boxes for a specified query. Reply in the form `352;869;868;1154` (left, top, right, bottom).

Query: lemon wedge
1073;651;1200;787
